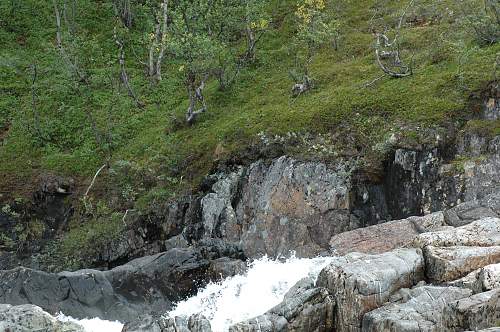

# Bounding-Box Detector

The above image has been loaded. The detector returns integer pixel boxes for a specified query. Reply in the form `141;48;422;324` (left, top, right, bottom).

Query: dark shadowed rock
0;248;209;322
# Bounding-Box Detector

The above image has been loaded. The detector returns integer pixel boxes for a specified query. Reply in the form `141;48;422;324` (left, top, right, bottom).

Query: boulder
0;303;84;332
316;249;424;332
329;212;444;255
414;217;500;248
361;286;472;332
444;199;499;227
423;246;500;283
0;248;210;322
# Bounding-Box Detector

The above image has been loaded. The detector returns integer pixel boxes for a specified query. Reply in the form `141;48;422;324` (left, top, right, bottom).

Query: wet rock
229;277;334;332
207;257;247;280
0;248;210;322
414;217;500;248
0;303;84;332
329;212;444;255
447;263;500;293
423;245;500;283
317;249;424;332
362;285;472;332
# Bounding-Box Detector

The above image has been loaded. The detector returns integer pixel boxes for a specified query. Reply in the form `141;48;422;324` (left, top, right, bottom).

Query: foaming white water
56;313;124;332
167;255;334;332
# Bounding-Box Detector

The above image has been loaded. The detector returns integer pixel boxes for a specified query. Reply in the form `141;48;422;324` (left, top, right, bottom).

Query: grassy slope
0;0;498;205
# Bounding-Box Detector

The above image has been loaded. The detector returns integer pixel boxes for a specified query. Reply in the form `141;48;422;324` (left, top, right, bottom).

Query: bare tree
185;73;208;124
148;0;169;82
29;64;44;142
373;0;414;78
114;0;133;28
113;28;145;109
52;0;88;83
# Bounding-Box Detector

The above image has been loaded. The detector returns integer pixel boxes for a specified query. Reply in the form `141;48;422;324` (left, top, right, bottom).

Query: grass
0;0;499;268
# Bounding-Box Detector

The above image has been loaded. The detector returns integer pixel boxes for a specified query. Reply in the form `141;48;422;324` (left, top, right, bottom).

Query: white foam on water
166;255;335;332
56;313;124;332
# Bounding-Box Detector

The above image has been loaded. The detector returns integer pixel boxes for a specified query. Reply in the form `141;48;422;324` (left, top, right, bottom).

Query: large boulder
316;249;424;332
423;246;500;283
0;248;209;322
0;303;84;332
329;212;444;255
361;286;472;332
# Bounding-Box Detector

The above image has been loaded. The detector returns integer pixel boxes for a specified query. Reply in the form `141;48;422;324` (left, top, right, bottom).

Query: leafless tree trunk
185;73;208;124
114;29;144;109
114;0;133;28
373;0;414;78
148;0;169;82
29;64;44;142
52;0;88;83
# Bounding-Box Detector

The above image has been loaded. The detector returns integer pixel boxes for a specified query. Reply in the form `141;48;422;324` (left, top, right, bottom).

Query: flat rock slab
317;249;424;332
424;246;500;283
362;286;472;332
415;217;500;248
329;212;444;255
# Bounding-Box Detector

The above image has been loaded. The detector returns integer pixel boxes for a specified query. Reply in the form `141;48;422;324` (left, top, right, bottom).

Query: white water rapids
55;255;334;332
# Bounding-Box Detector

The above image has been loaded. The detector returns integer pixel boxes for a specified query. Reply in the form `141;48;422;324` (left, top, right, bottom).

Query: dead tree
148;0;169;82
52;0;88;84
114;0;133;28
373;0;414;78
114;28;144;108
185;73;208;124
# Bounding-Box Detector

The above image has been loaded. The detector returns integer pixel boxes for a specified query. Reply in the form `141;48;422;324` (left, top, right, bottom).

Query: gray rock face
362;286;472;332
200;156;356;258
317;249;424;332
0;248;210;322
0;303;84;332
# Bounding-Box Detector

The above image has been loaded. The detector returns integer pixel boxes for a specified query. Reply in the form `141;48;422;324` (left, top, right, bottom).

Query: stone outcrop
0;303;83;332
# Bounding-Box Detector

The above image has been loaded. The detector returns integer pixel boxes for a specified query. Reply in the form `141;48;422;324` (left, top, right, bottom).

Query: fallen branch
83;164;107;199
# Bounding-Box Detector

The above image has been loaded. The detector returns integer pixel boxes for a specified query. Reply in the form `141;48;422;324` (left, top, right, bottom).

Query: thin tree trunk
114;30;144;108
